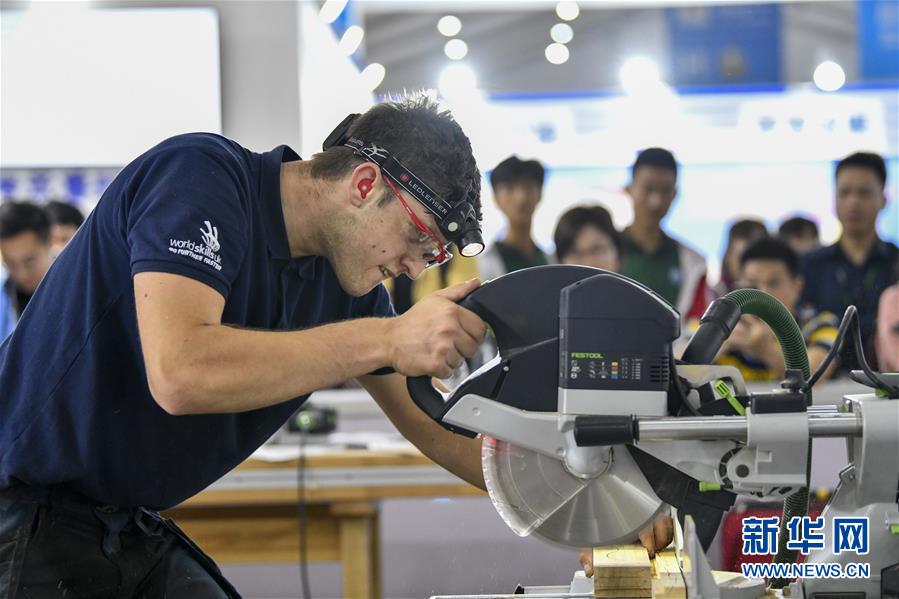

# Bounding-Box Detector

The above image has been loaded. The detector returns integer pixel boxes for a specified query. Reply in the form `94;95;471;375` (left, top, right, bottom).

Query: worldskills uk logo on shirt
168;220;222;271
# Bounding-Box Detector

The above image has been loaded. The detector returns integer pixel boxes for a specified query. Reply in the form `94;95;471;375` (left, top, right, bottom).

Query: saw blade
482;436;664;547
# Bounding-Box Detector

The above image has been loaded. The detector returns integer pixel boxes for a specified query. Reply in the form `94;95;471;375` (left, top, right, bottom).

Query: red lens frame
382;175;451;267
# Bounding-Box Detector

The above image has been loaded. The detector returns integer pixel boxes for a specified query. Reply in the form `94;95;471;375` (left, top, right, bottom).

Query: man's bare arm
134;272;395;414
358;372;485;491
134;272;484;416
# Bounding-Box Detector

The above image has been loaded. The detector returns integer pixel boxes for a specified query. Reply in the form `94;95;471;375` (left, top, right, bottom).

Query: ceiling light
438;63;478;100
444;38;468;61
545;43;570;65
813;61;845;92
319;0;348;25
556;1;580;21
360;63;386;91
620;56;661;94
338;25;364;56
437;15;462;37
550;23;573;44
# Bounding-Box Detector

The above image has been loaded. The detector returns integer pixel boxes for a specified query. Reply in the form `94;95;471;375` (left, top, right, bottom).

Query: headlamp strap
343;137;455;221
322;115;480;247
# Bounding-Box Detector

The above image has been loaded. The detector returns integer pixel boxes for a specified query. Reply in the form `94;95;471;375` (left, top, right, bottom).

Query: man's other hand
578;514;675;577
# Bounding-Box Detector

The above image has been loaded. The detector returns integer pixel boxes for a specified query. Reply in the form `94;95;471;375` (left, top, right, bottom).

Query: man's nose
402;256;427;281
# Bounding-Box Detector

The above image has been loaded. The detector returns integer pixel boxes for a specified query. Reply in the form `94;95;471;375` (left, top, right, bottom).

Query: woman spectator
553;204;621;272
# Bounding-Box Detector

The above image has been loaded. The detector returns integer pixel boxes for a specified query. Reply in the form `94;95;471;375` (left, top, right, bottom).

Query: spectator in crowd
553;204;621;272
478;156;548;280
619;148;711;320
718;238;839;382
778;215;820;256
0;201;53;339
799;152;898;368
716;219;769;295
44;200;85;256
876;280;899;372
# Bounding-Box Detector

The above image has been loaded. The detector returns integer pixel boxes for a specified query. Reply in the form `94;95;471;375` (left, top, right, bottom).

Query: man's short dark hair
631;147;677;180
489;156;545;191
554;204;621;262
835;152;887;189
311;94;482;221
0;201;51;243
44;200;85;228
778;216;818;240
740;237;800;278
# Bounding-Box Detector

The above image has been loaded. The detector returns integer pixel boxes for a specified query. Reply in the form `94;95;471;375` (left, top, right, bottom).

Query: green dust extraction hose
683;288;811;588
725;289;811;587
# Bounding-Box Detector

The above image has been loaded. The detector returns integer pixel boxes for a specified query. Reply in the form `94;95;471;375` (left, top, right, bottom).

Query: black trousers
0;486;242;599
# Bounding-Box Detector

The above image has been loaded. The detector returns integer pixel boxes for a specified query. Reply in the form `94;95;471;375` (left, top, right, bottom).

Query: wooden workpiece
592;547;686;599
593;546;652;597
650;551;686;599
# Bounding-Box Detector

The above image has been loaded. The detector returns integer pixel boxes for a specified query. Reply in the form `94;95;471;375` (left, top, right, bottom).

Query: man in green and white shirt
619;148;711;321
478;156;549;280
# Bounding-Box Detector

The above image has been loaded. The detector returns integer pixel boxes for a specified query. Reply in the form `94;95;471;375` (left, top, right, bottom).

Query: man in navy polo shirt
0;97;490;597
799;152;898;370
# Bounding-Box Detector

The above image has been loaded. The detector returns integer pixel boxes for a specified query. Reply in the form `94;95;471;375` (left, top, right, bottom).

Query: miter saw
407;265;899;599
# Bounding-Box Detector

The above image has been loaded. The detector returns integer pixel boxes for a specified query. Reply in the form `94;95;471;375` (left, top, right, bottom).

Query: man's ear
349;163;381;208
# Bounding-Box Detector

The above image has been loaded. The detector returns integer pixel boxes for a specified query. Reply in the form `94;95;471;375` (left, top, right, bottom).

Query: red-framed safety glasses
382;175;453;268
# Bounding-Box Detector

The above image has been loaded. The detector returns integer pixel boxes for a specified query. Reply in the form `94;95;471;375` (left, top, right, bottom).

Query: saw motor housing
558;271;678;419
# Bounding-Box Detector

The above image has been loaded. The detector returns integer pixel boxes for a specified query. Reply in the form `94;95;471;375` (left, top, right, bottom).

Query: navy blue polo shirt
799;239;898;350
0;133;394;509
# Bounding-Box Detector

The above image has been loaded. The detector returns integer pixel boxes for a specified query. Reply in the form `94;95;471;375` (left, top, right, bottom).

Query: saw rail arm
634;408;861;441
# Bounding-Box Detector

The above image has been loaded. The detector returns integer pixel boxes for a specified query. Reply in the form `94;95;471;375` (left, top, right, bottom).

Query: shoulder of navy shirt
799;239;898;329
802;239;898;267
0;133;396;510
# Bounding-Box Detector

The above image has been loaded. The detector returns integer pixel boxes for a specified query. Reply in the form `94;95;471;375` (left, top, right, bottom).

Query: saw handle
406;376;449;421
573;415;637;446
406;292;489;436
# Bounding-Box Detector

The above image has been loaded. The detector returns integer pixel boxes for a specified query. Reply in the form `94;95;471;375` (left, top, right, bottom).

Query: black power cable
802;307;856;391
846;310;899;396
803;306;899;396
670;354;702;417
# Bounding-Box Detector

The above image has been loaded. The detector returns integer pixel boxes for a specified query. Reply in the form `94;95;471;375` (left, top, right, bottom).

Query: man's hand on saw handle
578;514;675;577
388;278;486;379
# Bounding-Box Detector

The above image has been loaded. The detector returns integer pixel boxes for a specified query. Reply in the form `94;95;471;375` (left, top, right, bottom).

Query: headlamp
323;114;485;258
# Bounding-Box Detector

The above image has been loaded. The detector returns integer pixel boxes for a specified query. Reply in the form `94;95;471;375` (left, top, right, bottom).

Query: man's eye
417;230;430;244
